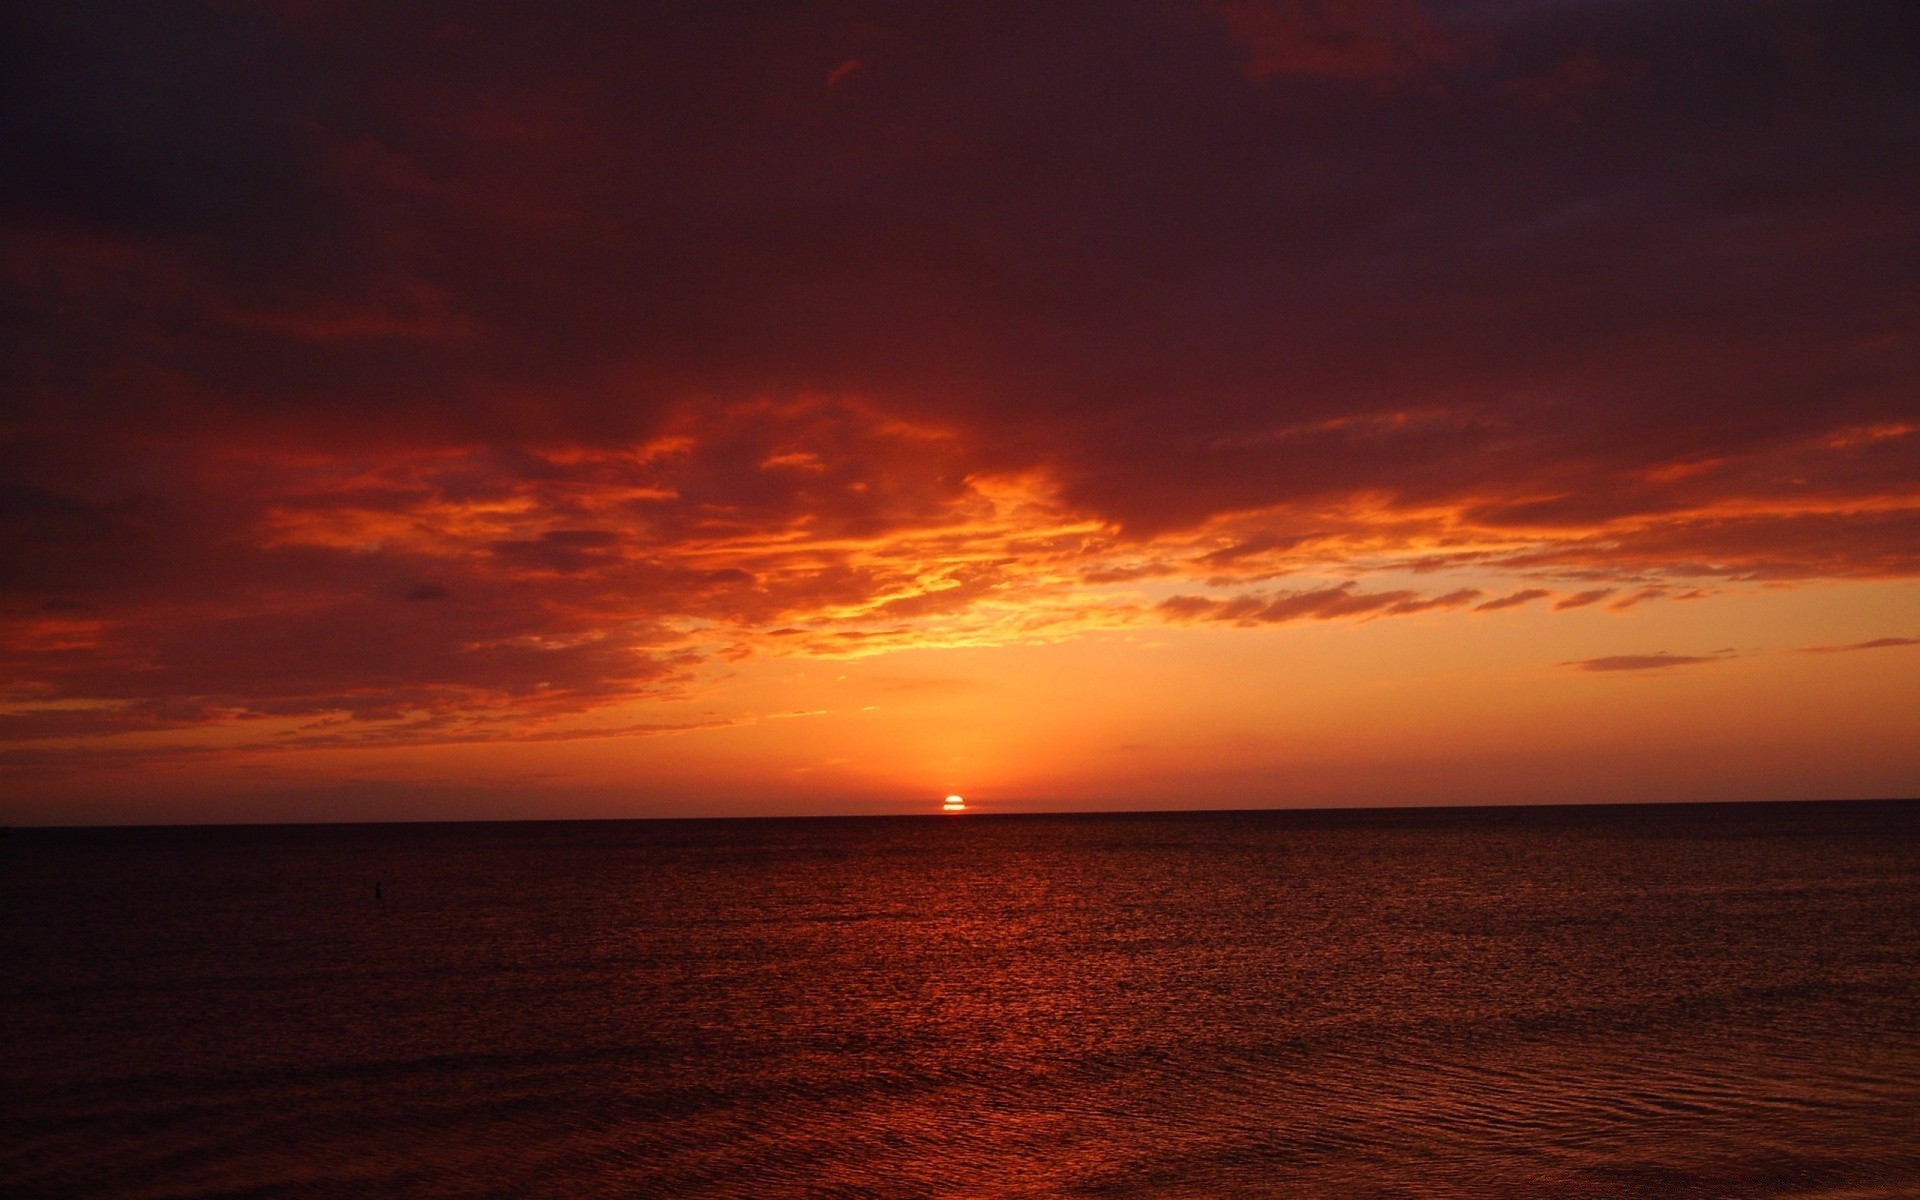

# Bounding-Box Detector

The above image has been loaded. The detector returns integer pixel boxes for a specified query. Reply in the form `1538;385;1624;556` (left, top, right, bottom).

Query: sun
942;794;967;812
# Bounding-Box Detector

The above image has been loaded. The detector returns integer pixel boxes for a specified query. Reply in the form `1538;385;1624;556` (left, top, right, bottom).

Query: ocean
3;801;1917;1198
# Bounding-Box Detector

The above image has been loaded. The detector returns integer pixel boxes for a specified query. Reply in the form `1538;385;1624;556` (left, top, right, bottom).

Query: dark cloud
1801;636;1920;654
1157;582;1479;625
1215;0;1466;83
2;0;1917;754
1564;653;1725;673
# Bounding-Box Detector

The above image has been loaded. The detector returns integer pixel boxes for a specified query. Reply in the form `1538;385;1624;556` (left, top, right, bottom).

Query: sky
3;0;1917;824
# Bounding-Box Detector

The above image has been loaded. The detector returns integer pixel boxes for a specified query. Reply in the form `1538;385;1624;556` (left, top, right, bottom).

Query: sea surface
3;801;1918;1199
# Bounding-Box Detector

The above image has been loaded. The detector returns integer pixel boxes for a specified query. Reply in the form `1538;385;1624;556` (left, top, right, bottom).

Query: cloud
1608;586;1667;611
1157;582;1479;626
1476;588;1550;612
1506;50;1644;116
1215;0;1465;83
1553;589;1616;611
2;1;1917;763
1801;636;1920;654
1385;587;1482;614
0;713;740;776
1563;652;1729;673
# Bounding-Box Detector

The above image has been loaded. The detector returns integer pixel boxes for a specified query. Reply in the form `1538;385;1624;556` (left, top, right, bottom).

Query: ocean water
3;801;1917;1199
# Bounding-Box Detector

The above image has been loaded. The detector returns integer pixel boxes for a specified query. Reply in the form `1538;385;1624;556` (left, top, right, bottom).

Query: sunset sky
3;1;1917;824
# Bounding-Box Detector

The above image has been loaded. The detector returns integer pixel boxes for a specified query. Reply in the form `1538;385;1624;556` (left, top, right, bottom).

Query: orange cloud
1554;589;1616;611
3;1;1916;809
6;390;1918;767
1476;588;1549;612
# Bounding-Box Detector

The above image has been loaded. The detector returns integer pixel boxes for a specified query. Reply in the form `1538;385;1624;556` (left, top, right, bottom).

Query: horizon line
7;794;1916;833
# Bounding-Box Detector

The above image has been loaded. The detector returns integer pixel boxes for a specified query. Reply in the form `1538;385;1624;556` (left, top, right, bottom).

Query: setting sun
942;795;967;812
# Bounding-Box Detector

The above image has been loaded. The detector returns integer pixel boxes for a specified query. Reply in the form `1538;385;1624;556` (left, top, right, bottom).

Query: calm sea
3;802;1917;1198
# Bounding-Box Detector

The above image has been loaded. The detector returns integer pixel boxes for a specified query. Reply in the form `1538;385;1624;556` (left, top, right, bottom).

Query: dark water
3;802;1918;1199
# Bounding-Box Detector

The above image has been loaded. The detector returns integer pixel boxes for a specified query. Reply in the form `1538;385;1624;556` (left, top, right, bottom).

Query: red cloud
1506;50;1644;116
2;1;1915;770
1216;0;1464;83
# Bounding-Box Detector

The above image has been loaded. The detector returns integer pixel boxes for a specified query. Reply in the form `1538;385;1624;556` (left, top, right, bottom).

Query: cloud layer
3;1;1917;764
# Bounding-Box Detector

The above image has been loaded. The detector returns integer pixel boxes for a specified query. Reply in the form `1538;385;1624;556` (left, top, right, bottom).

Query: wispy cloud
1476;588;1550;612
1156;582;1480;626
1801;636;1919;654
1563;652;1728;673
1554;589;1616;611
